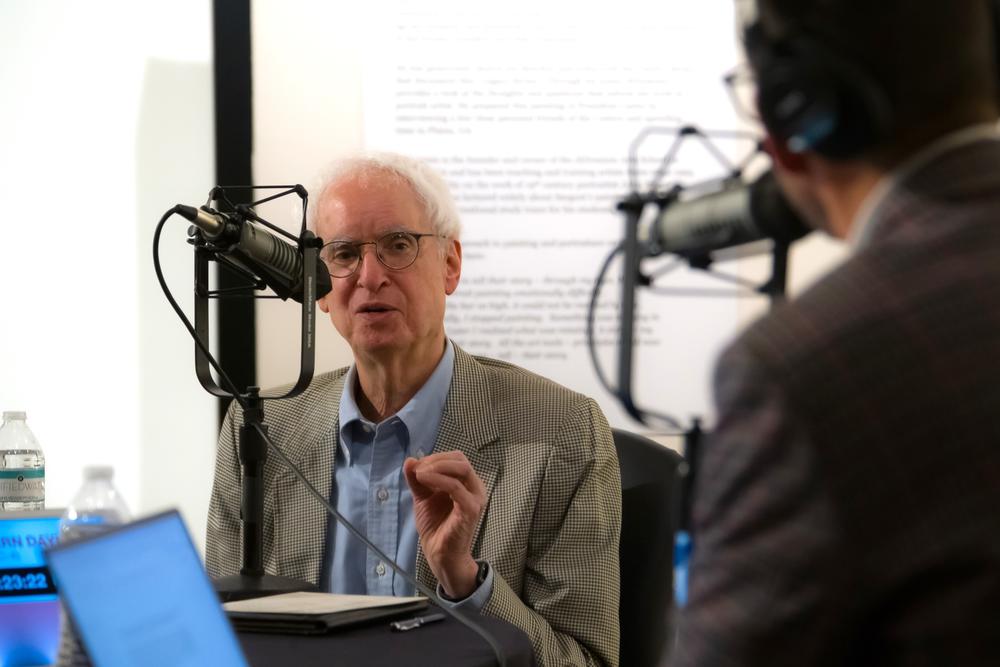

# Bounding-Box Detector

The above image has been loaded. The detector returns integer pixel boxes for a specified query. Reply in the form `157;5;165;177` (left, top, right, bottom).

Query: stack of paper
224;592;428;635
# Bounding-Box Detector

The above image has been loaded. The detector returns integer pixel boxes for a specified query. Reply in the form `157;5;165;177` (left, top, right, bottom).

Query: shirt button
376;487;389;504
415;448;426;459
362;423;373;434
376;562;387;577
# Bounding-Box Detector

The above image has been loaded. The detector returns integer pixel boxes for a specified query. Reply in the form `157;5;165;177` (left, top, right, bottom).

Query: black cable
586;242;685;433
153;208;508;667
586;242;623;399
153;207;246;401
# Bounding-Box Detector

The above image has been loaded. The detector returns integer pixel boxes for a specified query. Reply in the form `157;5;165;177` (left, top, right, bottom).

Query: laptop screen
45;510;248;667
0;510;62;667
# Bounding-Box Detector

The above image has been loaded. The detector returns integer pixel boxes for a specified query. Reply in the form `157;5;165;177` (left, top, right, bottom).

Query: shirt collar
849;122;1000;250
337;340;456;465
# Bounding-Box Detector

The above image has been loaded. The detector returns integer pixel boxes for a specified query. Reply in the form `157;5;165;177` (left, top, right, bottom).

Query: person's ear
444;239;461;295
763;133;810;174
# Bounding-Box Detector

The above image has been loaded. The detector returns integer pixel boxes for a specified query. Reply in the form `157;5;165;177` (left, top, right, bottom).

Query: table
238;612;536;667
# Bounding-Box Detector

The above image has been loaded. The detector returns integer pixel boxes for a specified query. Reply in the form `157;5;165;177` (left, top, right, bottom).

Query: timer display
0;566;57;597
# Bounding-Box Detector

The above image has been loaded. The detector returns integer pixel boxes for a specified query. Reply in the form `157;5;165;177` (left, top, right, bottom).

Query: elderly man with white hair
206;152;621;666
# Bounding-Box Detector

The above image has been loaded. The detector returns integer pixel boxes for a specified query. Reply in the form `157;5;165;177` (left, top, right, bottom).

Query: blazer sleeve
671;343;854;667
205;398;243;578
483;397;622;667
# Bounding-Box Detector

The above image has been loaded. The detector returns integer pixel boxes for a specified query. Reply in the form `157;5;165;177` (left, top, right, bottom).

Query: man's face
314;171;461;359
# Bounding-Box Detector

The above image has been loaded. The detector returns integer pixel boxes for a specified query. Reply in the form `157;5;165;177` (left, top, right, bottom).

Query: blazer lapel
415;345;500;589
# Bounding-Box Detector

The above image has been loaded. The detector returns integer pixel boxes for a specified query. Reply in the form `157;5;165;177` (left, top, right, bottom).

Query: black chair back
612;428;682;667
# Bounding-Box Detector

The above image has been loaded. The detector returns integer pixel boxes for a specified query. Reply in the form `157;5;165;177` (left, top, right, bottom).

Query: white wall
0;0;217;551
249;0;848;441
251;0;365;386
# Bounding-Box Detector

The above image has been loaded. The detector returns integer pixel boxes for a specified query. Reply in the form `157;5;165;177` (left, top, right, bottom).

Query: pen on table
390;612;447;632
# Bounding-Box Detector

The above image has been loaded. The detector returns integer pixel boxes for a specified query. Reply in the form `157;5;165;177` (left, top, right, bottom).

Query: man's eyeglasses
320;231;442;278
723;64;761;123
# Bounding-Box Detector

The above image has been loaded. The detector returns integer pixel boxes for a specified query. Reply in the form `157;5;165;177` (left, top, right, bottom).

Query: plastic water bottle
60;465;131;541
56;466;131;666
0;410;46;510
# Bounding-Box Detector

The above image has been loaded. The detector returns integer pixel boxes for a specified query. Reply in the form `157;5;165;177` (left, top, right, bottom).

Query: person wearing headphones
672;1;1000;664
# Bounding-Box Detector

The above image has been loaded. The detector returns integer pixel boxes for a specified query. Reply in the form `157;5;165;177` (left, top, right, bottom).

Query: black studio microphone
177;205;332;302
644;170;811;257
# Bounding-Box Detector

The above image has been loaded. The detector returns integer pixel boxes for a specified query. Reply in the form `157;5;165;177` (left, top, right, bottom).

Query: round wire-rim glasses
320;231;442;278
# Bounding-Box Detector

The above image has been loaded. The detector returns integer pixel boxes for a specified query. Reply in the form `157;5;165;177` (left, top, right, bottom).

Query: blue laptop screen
0;512;61;667
45;510;247;667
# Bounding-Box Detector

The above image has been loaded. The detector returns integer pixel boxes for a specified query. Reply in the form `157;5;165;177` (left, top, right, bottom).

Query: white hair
308;151;462;240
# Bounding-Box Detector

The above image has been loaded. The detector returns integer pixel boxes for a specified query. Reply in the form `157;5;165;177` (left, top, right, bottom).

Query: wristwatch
474;560;490;588
441;560;489;601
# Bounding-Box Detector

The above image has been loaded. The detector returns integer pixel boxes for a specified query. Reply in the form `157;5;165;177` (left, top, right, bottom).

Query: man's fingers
416;451;469;465
403;457;433;498
411;458;486;497
411;469;482;517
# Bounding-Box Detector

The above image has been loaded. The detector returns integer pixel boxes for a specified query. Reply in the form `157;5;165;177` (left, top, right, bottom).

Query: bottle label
0;468;45;502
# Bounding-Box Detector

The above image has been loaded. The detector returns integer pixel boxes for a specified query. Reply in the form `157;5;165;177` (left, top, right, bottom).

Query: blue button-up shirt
321;341;492;609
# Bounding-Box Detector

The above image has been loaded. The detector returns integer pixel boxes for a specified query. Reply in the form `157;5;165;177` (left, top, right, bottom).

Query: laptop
44;510;248;667
0;509;62;667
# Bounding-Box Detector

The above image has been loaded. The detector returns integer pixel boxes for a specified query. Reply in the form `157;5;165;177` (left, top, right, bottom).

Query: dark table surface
238;611;536;667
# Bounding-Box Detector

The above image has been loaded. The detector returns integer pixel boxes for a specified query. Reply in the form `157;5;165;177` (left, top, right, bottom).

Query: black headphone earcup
747;22;893;160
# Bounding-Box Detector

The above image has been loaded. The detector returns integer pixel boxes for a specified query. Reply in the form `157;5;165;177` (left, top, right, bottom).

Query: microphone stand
610;126;792;428
612;185;791;427
189;185;321;602
615;193;646;423
757;238;790;301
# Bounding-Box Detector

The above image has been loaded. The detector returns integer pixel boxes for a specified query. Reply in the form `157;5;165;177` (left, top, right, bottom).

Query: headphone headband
744;20;891;160
747;0;1000;160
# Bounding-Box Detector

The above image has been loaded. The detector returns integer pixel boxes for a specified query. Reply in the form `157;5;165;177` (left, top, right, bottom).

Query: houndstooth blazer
206;344;621;667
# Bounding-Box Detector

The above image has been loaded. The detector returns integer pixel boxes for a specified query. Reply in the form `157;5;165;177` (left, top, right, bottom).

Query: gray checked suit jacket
206;344;621;667
672;137;1000;665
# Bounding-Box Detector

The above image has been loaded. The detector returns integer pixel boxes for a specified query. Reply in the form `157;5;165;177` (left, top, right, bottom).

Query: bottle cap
83;465;114;480
2;411;26;421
